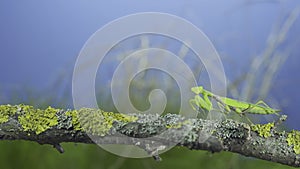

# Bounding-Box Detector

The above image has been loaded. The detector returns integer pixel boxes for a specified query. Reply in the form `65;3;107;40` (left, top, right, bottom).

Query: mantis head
191;86;204;95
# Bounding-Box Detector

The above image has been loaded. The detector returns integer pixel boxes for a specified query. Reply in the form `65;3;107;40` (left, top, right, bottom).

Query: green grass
0;141;295;169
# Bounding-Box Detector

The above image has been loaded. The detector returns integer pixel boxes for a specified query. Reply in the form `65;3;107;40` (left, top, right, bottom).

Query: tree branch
0;104;299;167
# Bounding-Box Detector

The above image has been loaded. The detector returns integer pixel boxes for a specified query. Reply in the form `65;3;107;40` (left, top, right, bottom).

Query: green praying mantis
189;86;280;116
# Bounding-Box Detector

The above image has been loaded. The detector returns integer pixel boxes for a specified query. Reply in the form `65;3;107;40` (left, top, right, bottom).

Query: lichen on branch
0;104;300;168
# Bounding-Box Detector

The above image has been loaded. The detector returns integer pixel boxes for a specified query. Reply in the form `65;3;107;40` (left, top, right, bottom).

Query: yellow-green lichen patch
251;122;274;138
287;130;300;154
65;110;82;130
0;104;18;123
77;108;138;136
165;119;192;129
18;105;59;135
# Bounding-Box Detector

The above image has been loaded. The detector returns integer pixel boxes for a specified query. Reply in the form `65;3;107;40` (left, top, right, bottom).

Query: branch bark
0;104;299;167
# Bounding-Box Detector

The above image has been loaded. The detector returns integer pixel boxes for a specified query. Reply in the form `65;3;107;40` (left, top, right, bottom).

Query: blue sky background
0;0;300;129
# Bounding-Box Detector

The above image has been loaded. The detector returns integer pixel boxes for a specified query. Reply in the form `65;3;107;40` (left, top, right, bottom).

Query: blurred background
0;0;300;169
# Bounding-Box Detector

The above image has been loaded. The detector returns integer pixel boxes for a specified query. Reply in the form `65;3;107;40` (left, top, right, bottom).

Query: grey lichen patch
179;118;225;152
175;118;216;147
56;109;75;130
117;113;195;139
163;114;197;143
134;113;161;124
65;110;82;131
118;113;166;138
215;119;250;144
164;113;192;129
